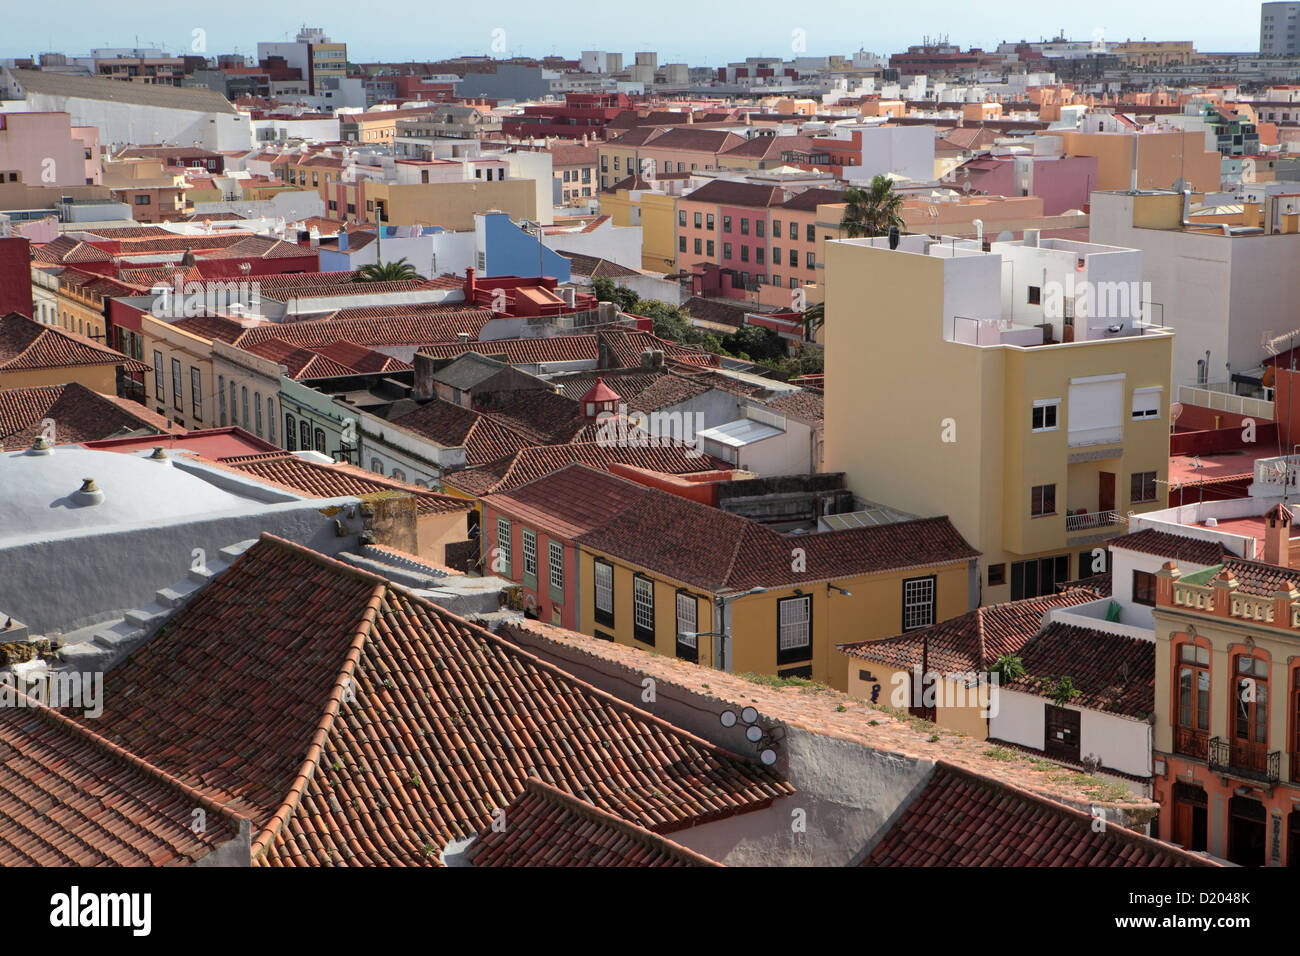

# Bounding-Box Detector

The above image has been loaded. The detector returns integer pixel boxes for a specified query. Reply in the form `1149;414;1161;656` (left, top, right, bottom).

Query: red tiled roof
1110;528;1229;565
599;328;719;369
0;698;243;866
465;780;721;867
32;236;113;265
1204;555;1299;598
474;389;592;445
72;535;790;865
232;310;490;350
839;591;1101;673
0;382;180;445
442;439;729;496
763;388;823;424
721;134;815;160
216;451;470;515
170;314;249;344
681;179;787;208
390;399;536;466
0;313;149;373
859;762;1211;866
495;464;978;590
243;337;411;379
1005;622;1155;720
419;334;599;365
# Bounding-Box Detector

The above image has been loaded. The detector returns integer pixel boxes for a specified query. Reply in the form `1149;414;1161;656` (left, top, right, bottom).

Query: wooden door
1099;472;1116;513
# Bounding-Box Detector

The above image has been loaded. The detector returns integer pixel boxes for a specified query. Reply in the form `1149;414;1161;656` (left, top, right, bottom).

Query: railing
1207;736;1281;785
1065;510;1122;533
1174;726;1209;760
1229;594;1276;623
1173;583;1215;612
1178;384;1274;420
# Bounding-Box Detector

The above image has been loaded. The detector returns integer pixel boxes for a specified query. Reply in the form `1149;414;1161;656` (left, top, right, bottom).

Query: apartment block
823;232;1174;606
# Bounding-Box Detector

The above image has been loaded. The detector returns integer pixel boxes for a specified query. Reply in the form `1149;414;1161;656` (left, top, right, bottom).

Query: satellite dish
996;230;1014;243
1169;402;1183;423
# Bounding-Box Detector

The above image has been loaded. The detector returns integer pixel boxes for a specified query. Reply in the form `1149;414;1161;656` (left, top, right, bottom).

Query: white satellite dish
1169;402;1184;423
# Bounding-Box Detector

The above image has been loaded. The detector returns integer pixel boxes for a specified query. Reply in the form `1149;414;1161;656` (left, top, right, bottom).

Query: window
1031;399;1059;432
694;238;702;254
191;368;203;421
694;212;701;228
1010;555;1069;600
229;382;237;424
134;194;152;205
391;468;406;482
740;218;749;236
266;398;276;444
741;246;749;263
706;240;714;257
548;540;564;602
172;359;184;410
806;251;815;269
594;559;614;627
756;220;765;238
723;242;733;259
903;576;936;631
1030;483;1056;517
633;576;655;645
371;458;384;475
1175;644;1211;758
777;595;812;664
706;214;714;230
240;386;249;428
1079;548;1109;576
675;591;698;663
153;351;164;397
789;249;797;268
1234;655;1270;773
1068;374;1124;446
679;236;686;252
521;528;538;589
988;563;1006;587
723;215;732;233
300;419;311;451
1027;285;1041;305
218;374;227;426
1132;387;1161;419
756;248;765;265
678;210;686;226
253;391;263;436
1131;471;1158;504
495;517;512;574
1132;569;1157;606
805;223;814;242
314;429;326;452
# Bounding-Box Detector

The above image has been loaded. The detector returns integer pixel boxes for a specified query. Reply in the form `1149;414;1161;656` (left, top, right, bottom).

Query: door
1171;783;1208;852
1044;705;1081;763
1228;796;1267;867
1098;472;1116;513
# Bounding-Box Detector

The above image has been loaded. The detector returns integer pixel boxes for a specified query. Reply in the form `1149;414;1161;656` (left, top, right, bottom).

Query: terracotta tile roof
599;328;718;369
200;236;312;259
1005;622;1155;720
778;187;849;212
112;234;252;254
721;134;815;160
641;127;746;154
505;464;978;590
231;310;491;351
246;271;447;300
389;399;536;465
859;762;1210;866
117;265;204;288
0;313;149;374
72;225;174;239
0;382;179;445
840;591;1101;673
442;440;729;496
474;390;593;445
465;780;721;867
1064;571;1113;597
682;296;748;328
32;236;113;265
418;334;599;366
170;314;249;344
1206;556;1299;597
682;179;787;208
1110;528;1229;566
0;699;244;866
244;338;411;379
73;535;789;865
763;388;824;424
547;144;599;166
319;300;476;322
216;451;470;515
556;250;640;279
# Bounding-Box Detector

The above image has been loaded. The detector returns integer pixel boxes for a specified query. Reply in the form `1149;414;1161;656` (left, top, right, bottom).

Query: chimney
1266;504;1292;568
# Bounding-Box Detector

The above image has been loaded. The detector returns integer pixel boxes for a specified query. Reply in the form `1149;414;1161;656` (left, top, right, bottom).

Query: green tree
840;175;905;239
355;257;421;282
722;324;785;362
802;301;824;341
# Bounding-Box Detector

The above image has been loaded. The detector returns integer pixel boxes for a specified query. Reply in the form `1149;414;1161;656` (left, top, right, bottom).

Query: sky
2;0;1268;64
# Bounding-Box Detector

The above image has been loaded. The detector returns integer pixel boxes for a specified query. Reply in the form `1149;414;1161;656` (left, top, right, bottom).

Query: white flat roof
697;418;784;447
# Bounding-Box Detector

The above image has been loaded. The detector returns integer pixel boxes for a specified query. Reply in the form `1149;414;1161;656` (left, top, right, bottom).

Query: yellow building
599;182;677;272
365;180;538;231
0;312;145;393
138;311;229;430
823;232;1174;607
479;463;978;690
1057;128;1221;193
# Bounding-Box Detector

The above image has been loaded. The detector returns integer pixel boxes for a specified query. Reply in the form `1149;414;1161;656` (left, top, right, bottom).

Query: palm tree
839;175;905;239
801;301;824;341
355;257;420;282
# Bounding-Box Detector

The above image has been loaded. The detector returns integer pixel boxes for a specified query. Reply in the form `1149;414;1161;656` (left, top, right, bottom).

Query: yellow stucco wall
844;659;992;738
0;364;117;393
371;180;538;231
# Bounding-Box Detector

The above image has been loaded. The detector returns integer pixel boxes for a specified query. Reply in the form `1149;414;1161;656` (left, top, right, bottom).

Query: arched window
314;428;326;452
253;391;264;437
266;397;276;444
391;468;407;482
371;458;384;475
414;479;429;488
285;413;297;450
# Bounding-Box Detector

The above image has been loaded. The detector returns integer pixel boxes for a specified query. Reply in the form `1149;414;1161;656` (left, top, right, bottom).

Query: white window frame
903;576;936;631
1132;386;1161;420
521;528;538;585
496;517;511;571
1031;398;1060;433
778;595;811;653
676;592;697;647
548;540;564;594
594;560;614;617
633;576;654;635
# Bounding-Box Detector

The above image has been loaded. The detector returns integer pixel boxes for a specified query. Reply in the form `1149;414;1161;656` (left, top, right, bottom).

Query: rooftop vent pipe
73;478;104;507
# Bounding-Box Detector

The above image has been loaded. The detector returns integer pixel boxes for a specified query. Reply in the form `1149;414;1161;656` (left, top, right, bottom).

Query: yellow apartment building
823;232;1174;607
600;182;678;272
1057;128;1221;193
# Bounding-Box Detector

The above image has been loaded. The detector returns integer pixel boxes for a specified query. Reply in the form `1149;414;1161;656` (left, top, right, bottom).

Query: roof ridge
250;580;387;860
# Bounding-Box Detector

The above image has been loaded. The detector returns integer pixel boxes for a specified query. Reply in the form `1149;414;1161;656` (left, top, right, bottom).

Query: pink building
953;153;1099;215
0;112;101;187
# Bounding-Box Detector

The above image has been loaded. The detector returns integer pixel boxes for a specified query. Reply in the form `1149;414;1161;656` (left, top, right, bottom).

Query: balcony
1065;510;1122;533
1207;736;1280;785
1174;726;1208;760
